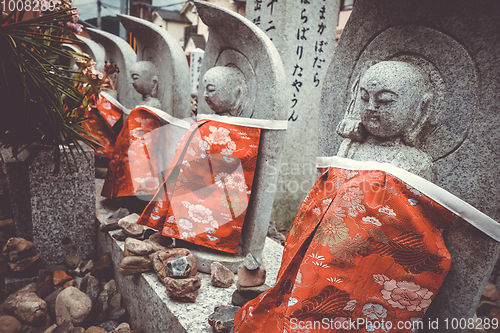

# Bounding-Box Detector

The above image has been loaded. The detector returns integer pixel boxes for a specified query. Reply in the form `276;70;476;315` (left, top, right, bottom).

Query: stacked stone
117;213;172;276
152;248;201;303
232;254;270;306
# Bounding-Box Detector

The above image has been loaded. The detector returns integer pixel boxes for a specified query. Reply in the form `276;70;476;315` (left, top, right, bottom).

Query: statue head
130;61;159;99
340;61;433;146
202;65;247;116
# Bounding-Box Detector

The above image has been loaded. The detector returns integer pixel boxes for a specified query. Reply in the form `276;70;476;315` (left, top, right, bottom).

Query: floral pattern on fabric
101;107;162;198
82;94;123;159
234;168;454;333
137;120;261;254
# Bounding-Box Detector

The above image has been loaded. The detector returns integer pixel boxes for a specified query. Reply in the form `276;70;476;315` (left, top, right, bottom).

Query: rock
237;282;270;295
153;249;197;284
0;256;9;275
118;214;144;237
108;293;126;321
124;238;153;256
85;327;106;333
55;287;92;326
2;286;47;325
93;253;113;280
231;290;257;307
242;253;261;271
79;275;100;304
166;256;192;278
483;282;500;301
0;315;22;333
208;305;240;333
68;328;86;333
103;280;117;299
51;321;73;333
3;237;34;255
113;323;131;333
163;276;201;303
91;289;109;324
267;220;286;245
37;270;53;300
142;239;167;253
64;256;81;270
100;208;130;232
111;232;128;242
52;270;73;286
80;260;94;275
211;262;235;288
237;266;266;287
43;324;57;333
44;289;63;318
20;313;51;332
148;232;173;247
98;321;118;332
119;256;152;276
8;253;40;272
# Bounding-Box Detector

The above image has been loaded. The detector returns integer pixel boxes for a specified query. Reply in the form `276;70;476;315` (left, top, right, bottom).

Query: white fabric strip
141;106;193;130
99;92;131;114
197;114;288;130
316;156;500;243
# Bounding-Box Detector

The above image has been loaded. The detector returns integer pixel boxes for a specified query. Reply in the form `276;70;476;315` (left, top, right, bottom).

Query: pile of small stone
0;252;136;333
113;212;203;303
232;253;269;306
152;248;201;302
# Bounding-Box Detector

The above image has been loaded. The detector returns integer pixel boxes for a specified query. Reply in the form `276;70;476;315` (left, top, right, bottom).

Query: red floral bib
138;118;262;254
235;165;456;332
101;107;163;198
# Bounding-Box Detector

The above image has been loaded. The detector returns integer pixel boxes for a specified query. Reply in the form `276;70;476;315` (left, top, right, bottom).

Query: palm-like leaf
0;9;101;172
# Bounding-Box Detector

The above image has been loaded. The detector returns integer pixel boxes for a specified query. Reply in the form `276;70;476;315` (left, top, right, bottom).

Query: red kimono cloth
82;93;124;159
137;116;265;254
235;159;474;333
101;106;163;198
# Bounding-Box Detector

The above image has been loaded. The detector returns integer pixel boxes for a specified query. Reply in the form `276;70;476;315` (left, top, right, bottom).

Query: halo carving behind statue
213;49;257;118
86;28;142;109
195;0;287;121
117;14;191;119
345;25;478;160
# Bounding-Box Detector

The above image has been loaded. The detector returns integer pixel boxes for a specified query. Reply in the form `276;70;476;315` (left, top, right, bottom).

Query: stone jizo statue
130;61;162;109
337;60;434;180
202;66;247;116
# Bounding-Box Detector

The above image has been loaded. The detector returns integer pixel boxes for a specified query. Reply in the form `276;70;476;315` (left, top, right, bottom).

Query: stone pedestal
1;146;97;265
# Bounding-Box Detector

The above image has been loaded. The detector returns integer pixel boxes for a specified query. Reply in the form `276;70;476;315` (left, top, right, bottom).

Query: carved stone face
202;66;245;116
130;61;158;97
357;61;427;139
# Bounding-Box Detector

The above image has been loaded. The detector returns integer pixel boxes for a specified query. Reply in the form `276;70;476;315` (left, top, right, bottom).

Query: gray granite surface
245;0;340;231
29;147;96;265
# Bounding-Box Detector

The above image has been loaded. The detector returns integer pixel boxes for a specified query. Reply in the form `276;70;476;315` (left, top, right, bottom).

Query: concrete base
95;179;284;333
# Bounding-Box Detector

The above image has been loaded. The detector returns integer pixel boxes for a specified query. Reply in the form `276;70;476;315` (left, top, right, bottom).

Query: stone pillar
246;0;339;230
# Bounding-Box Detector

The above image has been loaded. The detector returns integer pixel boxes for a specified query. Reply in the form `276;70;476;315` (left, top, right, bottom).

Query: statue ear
337;76;367;142
151;75;159;97
404;92;433;146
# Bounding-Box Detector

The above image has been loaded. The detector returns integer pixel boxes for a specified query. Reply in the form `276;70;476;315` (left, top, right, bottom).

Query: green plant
0;2;105;172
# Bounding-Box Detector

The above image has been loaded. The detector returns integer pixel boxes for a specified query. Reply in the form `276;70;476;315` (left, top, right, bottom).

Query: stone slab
30;147;96;265
246;0;339;230
96;179;283;333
